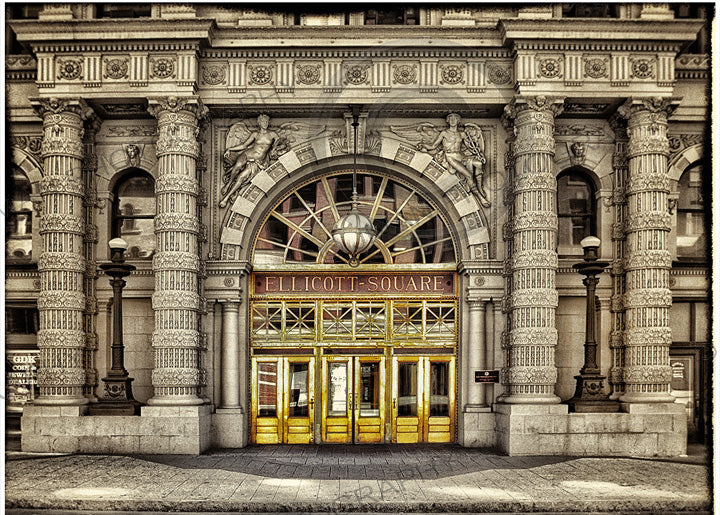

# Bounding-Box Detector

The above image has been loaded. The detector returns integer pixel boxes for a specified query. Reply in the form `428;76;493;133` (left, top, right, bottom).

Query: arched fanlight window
5;167;33;261
112;171;156;259
253;171;456;266
557;171;596;255
676;163;707;260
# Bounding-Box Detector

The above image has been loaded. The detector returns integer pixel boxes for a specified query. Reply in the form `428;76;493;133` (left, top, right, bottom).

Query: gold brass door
391;356;455;443
321;356;386;443
321;356;352;443
354;357;386;443
251;356;315;444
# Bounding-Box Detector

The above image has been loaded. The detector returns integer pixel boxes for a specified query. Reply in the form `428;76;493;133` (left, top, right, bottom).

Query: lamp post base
89;377;142;416
567;374;620;413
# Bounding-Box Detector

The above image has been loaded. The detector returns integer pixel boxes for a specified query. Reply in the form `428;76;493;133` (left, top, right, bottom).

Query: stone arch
219;140;491;265
10;146;43;192
668;143;704;184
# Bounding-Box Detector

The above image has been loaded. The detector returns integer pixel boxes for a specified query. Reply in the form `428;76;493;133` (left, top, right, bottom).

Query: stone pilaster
465;296;486;408
219;300;241;409
608;114;629;400
502;96;564;404
82;114;102;401
618;98;675;403
32;97;93;405
147;96;208;406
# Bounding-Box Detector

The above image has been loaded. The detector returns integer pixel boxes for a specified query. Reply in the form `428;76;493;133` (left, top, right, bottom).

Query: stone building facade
5;4;710;455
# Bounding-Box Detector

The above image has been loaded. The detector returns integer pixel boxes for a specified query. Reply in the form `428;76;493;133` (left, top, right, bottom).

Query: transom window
112;171;156;259
253;171;456;266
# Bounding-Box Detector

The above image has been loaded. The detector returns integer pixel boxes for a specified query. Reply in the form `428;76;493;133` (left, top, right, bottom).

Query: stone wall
21;405;212;454
495;403;686;456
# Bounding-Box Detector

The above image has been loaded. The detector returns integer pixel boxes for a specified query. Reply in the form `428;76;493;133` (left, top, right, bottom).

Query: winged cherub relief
219;114;325;208
391;113;490;207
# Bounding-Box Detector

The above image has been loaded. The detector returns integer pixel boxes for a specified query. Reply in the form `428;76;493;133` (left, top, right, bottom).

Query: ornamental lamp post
90;238;141;415
567;236;619;413
331;105;377;266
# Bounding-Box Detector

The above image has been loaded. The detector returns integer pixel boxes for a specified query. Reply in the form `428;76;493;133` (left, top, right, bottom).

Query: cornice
500;19;704;51
10;18;216;51
202;48;513;59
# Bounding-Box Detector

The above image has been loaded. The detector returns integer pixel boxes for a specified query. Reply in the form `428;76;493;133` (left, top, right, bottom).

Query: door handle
393;399;397;410
309;398;314;410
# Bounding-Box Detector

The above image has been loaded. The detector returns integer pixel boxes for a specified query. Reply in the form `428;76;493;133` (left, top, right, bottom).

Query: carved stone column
82;114;102;401
608;115;629;400
32;98;92;405
618;98;675;403
502;96;563;404
219;300;241;409
147;97;208;406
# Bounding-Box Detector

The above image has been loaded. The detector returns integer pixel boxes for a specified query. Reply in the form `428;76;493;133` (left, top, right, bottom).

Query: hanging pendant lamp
331;106;377;267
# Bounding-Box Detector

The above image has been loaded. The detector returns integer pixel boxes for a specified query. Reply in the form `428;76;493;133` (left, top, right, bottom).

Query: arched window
557;171;596;255
676;163;707;261
5;167;33;261
112;171;156;259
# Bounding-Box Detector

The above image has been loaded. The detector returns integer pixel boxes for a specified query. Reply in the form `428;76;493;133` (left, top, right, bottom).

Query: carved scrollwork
38;329;85;348
624;250;671;270
624;365;672;384
38;252;85;272
511;249;558;270
152;368;201;387
625;327;672;346
512;211;557;232
40;176;84;196
39;214;85;235
625;212;671;232
153;251;200;272
624;289;672;309
152;291;201;311
154;213;200;233
37;368;86;386
513;173;556;193
155;176;201;196
510;289;559;309
510;327;558;347
38;291;85;310
503;366;557;385
626;174;670;194
41;139;84;158
152;329;201;349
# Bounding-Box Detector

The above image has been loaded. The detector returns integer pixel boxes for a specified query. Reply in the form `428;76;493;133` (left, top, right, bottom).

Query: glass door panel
354;358;385;443
322;357;352;443
425;358;455;443
252;358;283;444
284;358;315;444
392;358;423;443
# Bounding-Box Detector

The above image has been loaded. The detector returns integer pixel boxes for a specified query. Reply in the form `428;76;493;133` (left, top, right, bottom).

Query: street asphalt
4;443;712;513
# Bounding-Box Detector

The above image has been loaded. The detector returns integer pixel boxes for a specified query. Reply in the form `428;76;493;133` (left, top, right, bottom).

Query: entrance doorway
392;356;455;443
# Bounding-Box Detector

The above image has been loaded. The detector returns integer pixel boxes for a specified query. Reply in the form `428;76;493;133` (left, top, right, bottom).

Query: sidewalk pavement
5;444;711;513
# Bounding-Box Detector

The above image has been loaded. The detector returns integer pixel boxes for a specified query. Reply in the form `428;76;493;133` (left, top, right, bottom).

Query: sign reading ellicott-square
253;272;455;296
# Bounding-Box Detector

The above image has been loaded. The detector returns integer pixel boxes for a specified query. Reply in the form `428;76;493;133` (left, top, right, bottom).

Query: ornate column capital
504;95;565;120
147;96;208;120
31;97;94;120
616;97;679;120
